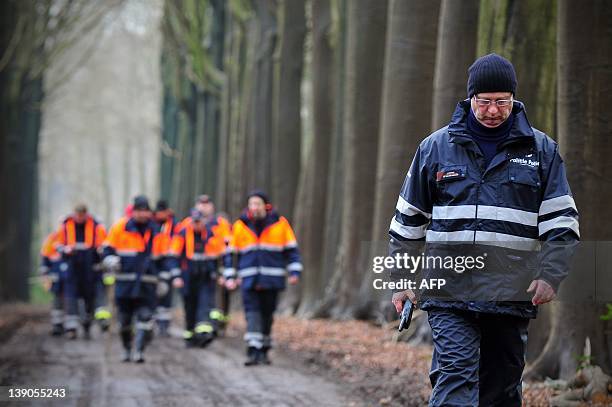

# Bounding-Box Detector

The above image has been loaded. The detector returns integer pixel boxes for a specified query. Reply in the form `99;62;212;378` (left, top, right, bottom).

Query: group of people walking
40;191;302;365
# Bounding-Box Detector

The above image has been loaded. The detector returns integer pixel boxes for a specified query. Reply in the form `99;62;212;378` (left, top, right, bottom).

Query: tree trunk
293;0;334;316
272;0;305;219
245;0;277;195
525;0;612;379
354;0;441;320
478;0;557;136
431;0;478;130
321;0;388;319
311;0;348;318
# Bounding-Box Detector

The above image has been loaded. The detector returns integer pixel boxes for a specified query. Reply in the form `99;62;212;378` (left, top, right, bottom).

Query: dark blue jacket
389;100;580;318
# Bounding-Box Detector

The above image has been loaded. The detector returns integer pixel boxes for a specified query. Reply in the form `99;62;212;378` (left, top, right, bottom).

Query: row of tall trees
0;0;123;303
158;0;612;378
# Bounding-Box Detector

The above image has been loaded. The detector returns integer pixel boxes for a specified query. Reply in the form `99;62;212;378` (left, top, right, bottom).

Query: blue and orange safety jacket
102;217;165;299
223;211;302;290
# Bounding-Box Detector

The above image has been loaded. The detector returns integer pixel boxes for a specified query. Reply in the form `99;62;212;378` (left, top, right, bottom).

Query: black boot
134;329;151;363
121;348;132;363
120;328;133;362
51;324;64;336
196;332;215;348
82;322;91;340
244;347;259;366
65;329;77;340
258;346;271;365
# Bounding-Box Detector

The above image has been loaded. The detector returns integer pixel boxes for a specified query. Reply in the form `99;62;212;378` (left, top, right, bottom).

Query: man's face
196;201;215;217
154;210;169;223
471;92;513;128
248;196;267;219
73;211;87;224
132;208;151;224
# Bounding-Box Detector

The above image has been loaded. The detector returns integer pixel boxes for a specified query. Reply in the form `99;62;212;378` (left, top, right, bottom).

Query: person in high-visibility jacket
169;208;226;347
102;196;166;363
152;199;176;336
55;204;107;339
193;194;232;331
40;231;68;336
224;190;302;366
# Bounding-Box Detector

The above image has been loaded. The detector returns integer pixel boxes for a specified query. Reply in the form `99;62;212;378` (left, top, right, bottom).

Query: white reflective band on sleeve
73;242;92;250
538;216;580;237
539;195;577;216
284;241;298;250
171;268;182;277
48;274;59;282
390;217;427;239
287;262;303;272
158;271;171;280
223;268;236;278
396;195;432;218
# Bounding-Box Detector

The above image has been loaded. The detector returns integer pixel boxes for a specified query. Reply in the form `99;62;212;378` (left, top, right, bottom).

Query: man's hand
156;281;169;297
225;279;238;290
527;279;556;305
42;276;52;292
173;277;184;289
288;275;299;285
391;289;417;313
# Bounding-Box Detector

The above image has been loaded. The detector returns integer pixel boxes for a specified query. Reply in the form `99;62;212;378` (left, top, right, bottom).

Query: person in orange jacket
169;209;226;347
40;231;68;336
55;204;107;339
224;190;302;366
194;194;232;330
152;199;176;337
101;196;166;363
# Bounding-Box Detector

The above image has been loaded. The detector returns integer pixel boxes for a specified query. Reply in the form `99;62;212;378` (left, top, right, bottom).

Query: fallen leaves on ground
228;313;558;406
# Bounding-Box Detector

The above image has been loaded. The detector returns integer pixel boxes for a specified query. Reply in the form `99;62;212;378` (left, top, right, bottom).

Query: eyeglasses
473;96;513;108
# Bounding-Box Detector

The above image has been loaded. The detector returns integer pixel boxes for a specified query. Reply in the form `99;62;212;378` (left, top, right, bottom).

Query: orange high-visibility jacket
56;215;106;253
223;211;302;290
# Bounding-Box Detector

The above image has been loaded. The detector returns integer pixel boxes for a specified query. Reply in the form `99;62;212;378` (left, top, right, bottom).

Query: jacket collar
125;218;155;233
448;99;535;147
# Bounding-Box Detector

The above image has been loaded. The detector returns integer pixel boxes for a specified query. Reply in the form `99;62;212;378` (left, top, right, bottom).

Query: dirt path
0;311;359;407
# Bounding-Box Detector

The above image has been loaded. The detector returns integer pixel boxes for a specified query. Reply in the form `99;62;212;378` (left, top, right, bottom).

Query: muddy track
0;314;361;406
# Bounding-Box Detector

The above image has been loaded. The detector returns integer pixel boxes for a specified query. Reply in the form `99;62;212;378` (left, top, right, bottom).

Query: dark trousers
242;289;278;349
427;308;529;407
183;273;216;332
116;297;154;350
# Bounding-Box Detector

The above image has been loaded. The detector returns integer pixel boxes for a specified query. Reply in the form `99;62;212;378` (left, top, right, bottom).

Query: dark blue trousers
427;308;529;407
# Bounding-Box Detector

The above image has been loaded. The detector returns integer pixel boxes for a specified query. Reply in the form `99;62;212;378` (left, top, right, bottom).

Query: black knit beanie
247;189;269;204
467;53;517;98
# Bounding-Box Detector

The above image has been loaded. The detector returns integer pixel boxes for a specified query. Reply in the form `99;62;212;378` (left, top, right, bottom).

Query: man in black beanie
388;53;579;405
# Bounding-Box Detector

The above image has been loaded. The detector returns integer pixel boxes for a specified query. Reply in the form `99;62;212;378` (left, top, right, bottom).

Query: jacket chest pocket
435;165;470;204
499;165;542;212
